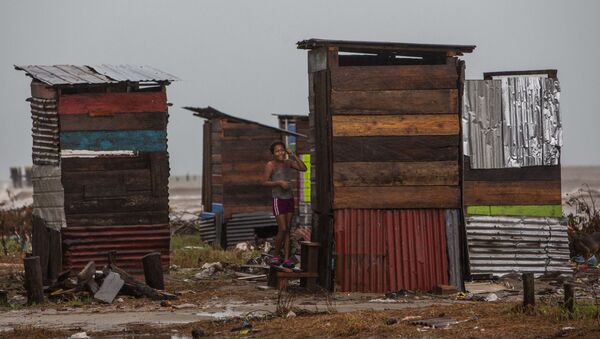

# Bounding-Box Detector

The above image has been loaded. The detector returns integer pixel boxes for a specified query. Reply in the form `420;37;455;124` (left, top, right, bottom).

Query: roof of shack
14;64;179;86
272;113;309;120
184;106;307;138
297;38;476;56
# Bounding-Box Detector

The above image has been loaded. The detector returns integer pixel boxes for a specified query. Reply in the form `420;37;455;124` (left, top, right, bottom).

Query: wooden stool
268;241;320;290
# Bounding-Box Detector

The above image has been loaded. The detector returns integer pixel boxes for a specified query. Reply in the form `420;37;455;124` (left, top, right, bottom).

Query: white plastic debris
286;310;296;318
194;262;224;279
485;293;498;302
69;332;90;339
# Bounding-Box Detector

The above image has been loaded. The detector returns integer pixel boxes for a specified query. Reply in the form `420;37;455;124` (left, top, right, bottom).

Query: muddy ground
2;253;600;338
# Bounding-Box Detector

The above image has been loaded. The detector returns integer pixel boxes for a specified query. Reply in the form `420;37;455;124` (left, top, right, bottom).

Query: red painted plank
58;91;167;115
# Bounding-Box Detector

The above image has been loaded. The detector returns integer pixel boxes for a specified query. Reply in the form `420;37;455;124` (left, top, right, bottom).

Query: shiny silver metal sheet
463;80;503;168
463;77;562;168
465;215;570;275
541;79;562;165
31;98;60;166
501;77;544;167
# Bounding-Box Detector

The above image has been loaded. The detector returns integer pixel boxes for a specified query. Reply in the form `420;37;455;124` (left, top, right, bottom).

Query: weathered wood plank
334;186;460;209
464;181;562;206
58;91;167;115
333;135;458;163
331;89;458;114
61;155;149;172
64;193;168;214
60;131;166;152
331;64;458;91
66;211;168;227
332;115;459;136
61;169;152;193
333;161;458;187
464;157;561;182
60;112;166;131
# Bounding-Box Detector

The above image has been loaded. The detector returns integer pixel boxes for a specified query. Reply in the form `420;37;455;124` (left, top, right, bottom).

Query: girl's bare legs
284;212;293;260
274;214;287;258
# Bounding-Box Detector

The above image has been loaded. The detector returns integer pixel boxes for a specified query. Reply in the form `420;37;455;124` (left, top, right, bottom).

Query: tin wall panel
463;78;562;169
466;215;570;275
334;209;449;293
462;81;503;168
62;223;170;275
32;165;65;231
541;79;562;165
31;98;60;165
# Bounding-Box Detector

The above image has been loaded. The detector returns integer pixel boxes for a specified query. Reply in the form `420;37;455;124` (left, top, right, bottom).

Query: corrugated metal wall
334;209;449;293
463;77;562;169
466;215;570;275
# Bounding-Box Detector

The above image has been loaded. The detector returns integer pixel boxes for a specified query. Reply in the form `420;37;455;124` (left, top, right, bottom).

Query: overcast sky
1;0;599;179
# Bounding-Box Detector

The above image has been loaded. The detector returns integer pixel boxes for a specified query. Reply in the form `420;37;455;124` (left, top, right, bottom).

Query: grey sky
1;0;598;179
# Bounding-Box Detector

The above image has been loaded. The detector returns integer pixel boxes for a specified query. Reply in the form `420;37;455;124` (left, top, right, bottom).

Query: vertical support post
300;241;320;291
142;252;164;290
0;290;8;305
214;212;225;249
564;283;574;316
24;256;44;304
522;272;535;308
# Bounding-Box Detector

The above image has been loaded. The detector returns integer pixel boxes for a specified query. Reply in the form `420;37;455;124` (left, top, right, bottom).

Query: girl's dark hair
270;141;286;154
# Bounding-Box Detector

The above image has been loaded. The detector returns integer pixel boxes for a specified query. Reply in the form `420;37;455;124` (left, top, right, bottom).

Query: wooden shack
297;39;475;292
186;106;305;221
16;64;177;280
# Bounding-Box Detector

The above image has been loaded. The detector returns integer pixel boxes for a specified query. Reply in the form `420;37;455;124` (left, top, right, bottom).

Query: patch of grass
1;238;24;256
171;234;204;250
170;235;260;268
8;325;71;339
515;300;600;322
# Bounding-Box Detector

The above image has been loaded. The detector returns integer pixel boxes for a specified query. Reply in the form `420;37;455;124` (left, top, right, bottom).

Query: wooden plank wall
463;156;562;207
57;86;171;273
330;61;462;209
215;118;285;219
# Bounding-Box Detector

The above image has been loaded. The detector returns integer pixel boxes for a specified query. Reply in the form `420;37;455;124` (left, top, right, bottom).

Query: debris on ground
235;242;255;251
194;262;224;279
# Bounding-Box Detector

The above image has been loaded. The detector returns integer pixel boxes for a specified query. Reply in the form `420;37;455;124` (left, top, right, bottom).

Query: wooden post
24;256;44;304
214;212;225;249
300;241;320;291
108;251;117;266
522;272;535;308
142;252;164;290
564;283;574;316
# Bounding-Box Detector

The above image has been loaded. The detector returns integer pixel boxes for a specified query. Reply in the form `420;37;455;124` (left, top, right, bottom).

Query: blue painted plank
60;130;166;152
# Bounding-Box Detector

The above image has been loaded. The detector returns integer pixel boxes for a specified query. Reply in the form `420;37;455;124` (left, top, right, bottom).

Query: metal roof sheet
185;106;307;138
15;64;178;86
297;38;476;56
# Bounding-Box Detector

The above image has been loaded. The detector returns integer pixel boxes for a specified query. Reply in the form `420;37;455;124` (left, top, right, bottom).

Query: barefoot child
262;141;307;266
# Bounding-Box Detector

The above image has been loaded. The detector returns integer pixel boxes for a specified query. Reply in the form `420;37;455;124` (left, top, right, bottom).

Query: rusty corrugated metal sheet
466;215;570;275
15;64;178;86
62;224;170;275
334;209;449;293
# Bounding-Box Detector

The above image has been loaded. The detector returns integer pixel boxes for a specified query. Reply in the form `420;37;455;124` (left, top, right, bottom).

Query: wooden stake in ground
522;272;535;308
142;252;164;290
0;290;7;305
564;283;574;316
24;256;44;304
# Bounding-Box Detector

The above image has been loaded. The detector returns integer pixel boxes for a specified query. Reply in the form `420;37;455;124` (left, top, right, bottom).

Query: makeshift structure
186;106;306;247
462;69;567;276
297;39;476;292
16;64;177;280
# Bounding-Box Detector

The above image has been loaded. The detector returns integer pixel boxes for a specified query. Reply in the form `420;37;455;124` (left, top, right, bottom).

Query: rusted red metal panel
62;223;170;275
58;91;167;115
334;209;448;293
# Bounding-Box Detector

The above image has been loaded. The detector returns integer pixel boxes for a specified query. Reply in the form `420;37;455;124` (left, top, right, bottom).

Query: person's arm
287;150;307;172
262;162;290;189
